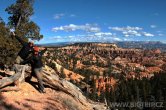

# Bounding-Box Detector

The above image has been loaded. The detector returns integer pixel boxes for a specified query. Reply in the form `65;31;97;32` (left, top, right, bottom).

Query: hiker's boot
39;88;46;93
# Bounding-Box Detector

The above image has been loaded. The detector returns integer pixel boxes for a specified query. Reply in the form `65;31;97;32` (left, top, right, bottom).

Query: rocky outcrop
0;64;107;110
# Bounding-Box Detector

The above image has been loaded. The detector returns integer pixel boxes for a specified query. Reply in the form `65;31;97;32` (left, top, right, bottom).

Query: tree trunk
0;64;30;89
0;86;20;92
0;70;21;89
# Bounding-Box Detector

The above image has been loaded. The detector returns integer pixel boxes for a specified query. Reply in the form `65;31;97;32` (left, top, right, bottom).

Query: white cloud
54;13;77;20
109;26;142;37
122;30;141;37
109;26;154;37
150;25;157;28
54;13;65;20
109;26;142;31
112;37;122;41
50;31;121;42
52;24;101;33
94;32;112;36
124;34;130;37
142;32;154;37
51;25;155;42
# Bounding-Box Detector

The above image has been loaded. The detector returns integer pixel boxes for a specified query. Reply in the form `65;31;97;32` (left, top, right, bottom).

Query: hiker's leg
26;66;33;82
34;68;45;92
25;73;33;82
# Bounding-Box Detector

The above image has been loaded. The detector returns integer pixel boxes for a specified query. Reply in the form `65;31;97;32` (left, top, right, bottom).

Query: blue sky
0;0;166;44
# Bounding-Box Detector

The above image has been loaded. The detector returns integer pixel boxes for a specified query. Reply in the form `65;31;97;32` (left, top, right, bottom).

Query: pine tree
109;86;115;102
0;17;18;64
105;84;110;105
90;80;98;101
60;67;66;78
5;0;43;40
99;90;105;102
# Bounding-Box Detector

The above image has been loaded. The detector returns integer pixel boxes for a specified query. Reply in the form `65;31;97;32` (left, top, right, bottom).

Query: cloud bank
109;26;154;37
50;25;156;43
52;24;101;33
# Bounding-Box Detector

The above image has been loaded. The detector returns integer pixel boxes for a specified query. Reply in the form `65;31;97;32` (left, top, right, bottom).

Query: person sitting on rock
21;46;47;93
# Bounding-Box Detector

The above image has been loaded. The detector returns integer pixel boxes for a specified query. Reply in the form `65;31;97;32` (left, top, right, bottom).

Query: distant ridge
37;41;114;47
37;41;166;52
116;41;166;52
37;42;75;47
